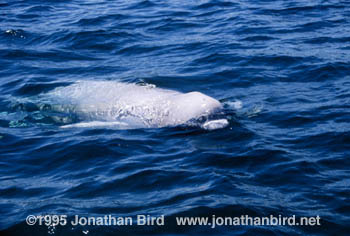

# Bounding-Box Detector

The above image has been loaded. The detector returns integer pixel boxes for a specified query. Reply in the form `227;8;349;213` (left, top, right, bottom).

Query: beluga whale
34;80;229;130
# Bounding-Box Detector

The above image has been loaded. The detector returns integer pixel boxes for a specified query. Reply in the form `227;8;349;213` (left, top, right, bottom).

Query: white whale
40;80;228;130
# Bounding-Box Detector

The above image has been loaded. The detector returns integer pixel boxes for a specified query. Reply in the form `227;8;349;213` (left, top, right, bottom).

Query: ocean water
0;0;350;235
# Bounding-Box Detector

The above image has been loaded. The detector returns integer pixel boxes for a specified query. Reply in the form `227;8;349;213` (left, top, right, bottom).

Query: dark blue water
1;0;350;235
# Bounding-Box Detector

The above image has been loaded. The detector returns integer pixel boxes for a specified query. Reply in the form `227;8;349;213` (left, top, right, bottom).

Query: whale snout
166;91;222;125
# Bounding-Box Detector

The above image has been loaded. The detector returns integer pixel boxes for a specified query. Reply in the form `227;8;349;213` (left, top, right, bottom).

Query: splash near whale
34;81;229;130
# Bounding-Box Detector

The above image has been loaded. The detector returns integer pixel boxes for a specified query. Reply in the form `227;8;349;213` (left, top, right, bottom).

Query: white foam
226;100;243;110
202;119;229;130
61;121;129;129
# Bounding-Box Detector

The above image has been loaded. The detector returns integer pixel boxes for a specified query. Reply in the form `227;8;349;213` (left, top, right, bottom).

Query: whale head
165;91;222;125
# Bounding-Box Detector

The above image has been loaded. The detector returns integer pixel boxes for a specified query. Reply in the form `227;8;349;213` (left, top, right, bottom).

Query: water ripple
0;0;349;235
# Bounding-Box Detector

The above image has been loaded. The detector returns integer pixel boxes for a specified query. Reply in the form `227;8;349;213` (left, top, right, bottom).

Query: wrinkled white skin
42;81;224;129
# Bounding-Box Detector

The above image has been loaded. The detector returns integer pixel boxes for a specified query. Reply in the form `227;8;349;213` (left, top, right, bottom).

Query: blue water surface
0;0;350;235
